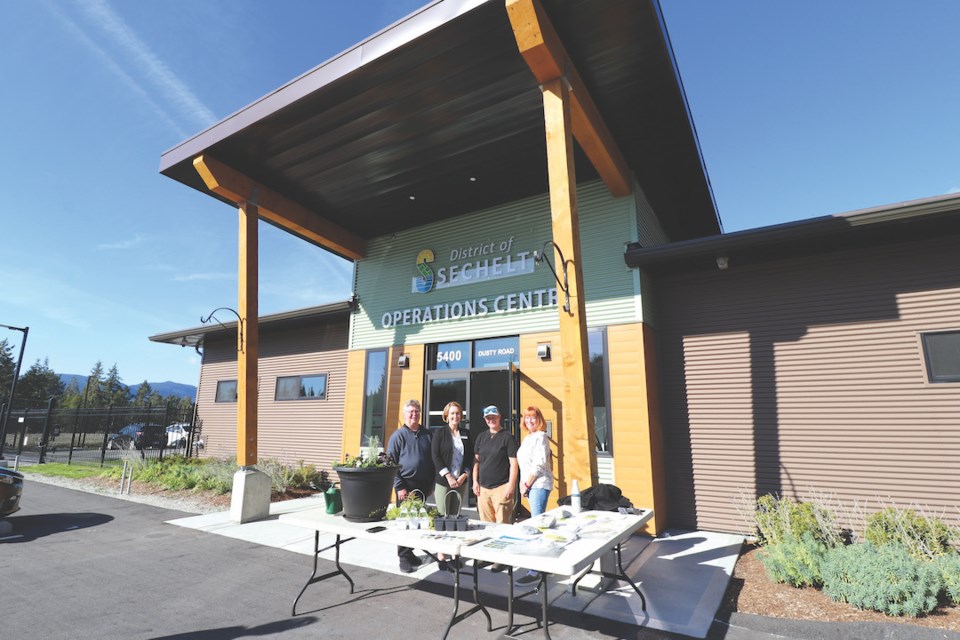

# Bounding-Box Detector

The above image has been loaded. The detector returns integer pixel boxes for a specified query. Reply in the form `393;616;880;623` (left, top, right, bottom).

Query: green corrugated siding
350;181;639;349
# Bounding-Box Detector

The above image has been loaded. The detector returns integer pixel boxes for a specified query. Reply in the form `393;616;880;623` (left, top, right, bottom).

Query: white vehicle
165;423;192;448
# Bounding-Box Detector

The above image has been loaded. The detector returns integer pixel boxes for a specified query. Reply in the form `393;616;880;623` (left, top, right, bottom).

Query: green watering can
325;486;342;515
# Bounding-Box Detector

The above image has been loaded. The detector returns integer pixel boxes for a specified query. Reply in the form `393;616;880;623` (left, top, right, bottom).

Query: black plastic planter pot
334;465;398;522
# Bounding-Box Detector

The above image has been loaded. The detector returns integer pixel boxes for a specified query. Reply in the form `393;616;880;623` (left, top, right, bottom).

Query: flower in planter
334;436;396;469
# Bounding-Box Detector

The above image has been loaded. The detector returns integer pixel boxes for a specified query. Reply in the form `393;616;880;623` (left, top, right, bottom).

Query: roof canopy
160;0;720;257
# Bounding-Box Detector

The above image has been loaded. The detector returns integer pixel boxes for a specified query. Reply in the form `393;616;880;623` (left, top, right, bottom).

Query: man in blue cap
472;405;518;528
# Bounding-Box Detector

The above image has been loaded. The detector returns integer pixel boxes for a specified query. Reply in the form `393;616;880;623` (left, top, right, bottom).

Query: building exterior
153;0;960;534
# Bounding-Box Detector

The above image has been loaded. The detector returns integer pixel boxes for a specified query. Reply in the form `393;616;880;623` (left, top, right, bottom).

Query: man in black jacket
387;399;434;573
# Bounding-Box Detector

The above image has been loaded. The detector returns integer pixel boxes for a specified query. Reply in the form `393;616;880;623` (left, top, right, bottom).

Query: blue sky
1;0;958;387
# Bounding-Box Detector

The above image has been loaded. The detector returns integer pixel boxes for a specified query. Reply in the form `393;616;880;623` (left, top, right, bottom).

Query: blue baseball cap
482;405;500;417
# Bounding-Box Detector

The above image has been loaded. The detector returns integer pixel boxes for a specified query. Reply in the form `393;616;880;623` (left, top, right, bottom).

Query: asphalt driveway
1;481;692;640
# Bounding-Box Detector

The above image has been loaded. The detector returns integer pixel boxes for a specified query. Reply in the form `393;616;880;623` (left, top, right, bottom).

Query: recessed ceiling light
409;195;416;200
469;177;477;182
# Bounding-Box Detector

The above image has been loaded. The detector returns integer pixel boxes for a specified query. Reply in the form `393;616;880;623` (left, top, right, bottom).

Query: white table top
459;509;653;576
280;506;653;577
278;508;490;556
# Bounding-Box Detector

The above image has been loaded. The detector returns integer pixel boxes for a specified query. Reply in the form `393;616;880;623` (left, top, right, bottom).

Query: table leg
291;532;355;616
568;543;646;611
441;557;492;640
505;570;552;640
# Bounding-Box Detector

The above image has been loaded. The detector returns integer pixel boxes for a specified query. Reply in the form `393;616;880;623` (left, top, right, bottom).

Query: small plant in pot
333;436;398;522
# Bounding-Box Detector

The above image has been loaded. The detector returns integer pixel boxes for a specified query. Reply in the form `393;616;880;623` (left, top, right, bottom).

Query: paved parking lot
1;481;692;640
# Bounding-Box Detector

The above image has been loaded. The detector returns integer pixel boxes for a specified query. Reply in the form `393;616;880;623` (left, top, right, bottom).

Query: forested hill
58;374;196;400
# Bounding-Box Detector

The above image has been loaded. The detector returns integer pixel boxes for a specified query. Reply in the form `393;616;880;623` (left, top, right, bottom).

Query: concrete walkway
168;495;743;639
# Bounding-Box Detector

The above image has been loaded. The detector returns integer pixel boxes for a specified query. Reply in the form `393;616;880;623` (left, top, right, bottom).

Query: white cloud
173;272;235;282
44;0;217;136
77;0;217;128
97;234;146;250
947;186;960;194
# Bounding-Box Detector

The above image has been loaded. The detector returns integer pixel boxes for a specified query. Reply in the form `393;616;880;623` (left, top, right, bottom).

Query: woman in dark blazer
431;400;474;570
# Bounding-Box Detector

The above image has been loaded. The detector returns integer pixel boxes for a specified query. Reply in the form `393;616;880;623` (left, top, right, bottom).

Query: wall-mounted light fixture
536;343;551;360
716;256;729;270
533;241;572;313
201;307;244;353
397;354;410;369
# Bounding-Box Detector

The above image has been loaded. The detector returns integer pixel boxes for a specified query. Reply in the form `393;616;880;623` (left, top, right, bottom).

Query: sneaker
515;571;540;586
490;563;507;572
437;559;448;572
399;557;414;574
443;558;463;573
408;554;423;567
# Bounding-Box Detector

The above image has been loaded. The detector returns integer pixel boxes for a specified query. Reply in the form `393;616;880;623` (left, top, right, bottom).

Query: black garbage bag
557;483;633;512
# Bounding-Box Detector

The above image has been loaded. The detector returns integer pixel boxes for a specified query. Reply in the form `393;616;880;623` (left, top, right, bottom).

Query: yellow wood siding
340;349;368;459
607;322;667;534
384;344;426;446
519;331;563;510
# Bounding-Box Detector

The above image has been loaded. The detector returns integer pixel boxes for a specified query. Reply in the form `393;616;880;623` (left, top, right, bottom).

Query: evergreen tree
60;378;82;409
85;361;106;408
0;339;14;409
16;358;64;408
133;380;153;407
105;363;129;407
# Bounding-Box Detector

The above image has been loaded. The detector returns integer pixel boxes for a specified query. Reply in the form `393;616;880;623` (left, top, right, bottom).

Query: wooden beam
237;200;259;467
506;0;632;197
193;155;366;261
542;76;598;490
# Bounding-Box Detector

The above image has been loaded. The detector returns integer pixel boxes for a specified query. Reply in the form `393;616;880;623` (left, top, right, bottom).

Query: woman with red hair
515;405;554;585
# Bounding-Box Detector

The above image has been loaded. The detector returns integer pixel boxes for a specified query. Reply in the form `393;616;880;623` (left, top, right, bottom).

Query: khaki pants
478;483;514;524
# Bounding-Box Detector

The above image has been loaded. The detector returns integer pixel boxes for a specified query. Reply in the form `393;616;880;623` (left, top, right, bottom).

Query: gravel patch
21;471;226;515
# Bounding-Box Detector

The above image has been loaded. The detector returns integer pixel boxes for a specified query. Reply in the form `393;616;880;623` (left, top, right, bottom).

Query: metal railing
0;401;199;467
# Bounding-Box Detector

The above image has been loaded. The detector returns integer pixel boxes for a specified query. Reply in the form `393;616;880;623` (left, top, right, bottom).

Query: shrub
758;532;828;587
754;494;841;547
864;507;956;560
258;458;326;493
937;552;960;605
822;543;942;617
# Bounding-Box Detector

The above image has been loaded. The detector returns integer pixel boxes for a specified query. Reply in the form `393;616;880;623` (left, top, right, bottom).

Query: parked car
0;466;24;517
106;423;166;450
165;423;192;448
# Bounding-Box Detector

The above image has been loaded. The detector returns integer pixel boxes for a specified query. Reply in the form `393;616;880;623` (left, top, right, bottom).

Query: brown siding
195;319;349;477
656;235;960;533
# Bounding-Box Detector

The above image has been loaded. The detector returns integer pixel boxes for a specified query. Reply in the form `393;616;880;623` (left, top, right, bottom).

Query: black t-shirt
474;428;519;488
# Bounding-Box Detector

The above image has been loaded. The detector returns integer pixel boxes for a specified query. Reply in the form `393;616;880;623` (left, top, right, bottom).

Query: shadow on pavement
149;616;318;639
291;584;412;616
0;512;113;543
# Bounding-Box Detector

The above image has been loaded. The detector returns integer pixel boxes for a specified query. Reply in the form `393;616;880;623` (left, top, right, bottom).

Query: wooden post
542;77;598;488
237;200;258;467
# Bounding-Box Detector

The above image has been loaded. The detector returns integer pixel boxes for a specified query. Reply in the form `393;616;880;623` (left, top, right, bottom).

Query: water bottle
399;503;410;529
570;479;581;513
418;506;429;530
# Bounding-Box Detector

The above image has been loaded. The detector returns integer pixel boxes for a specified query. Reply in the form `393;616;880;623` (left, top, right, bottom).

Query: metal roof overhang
159;0;719;254
624;194;960;276
148;301;352;348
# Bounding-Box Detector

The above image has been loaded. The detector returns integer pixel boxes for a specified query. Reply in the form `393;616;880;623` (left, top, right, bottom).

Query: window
275;374;328;401
589;329;612;454
215;380;237;403
361;350;388;444
922;331;960;383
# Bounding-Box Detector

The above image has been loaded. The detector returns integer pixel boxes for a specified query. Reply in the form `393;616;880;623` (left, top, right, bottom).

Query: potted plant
333;436;398;522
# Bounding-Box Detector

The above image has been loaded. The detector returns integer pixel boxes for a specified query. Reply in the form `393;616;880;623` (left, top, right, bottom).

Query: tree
133;380;153;407
105;363;129;408
16;358;64;408
84;361;106;408
0;339;14;409
60;378;83;409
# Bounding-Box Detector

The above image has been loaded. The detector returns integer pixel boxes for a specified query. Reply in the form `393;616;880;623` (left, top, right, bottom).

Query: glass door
426;372;468;431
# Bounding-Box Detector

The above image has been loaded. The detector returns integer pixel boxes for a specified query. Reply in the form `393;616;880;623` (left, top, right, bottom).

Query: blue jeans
528;488;550;516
